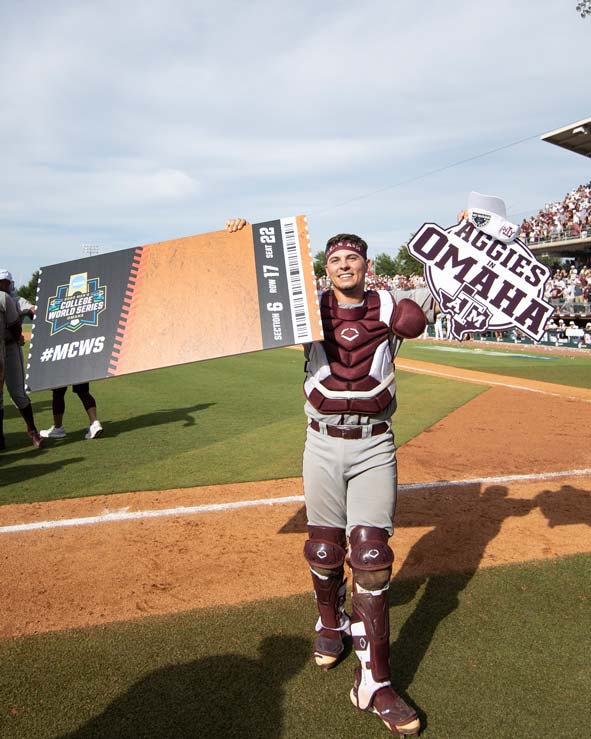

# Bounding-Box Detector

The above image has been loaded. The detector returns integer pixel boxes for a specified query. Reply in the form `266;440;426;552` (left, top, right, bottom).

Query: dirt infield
1;362;590;639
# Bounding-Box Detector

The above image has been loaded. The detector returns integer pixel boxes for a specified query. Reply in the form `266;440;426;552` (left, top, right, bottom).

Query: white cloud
1;0;590;283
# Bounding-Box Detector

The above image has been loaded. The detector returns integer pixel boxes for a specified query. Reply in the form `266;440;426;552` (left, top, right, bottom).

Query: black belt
309;419;390;439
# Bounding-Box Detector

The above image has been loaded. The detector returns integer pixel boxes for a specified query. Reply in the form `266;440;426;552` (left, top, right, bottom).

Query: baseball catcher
228;220;435;736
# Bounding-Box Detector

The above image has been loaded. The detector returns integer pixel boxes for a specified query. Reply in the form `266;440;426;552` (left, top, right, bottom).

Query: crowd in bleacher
543;259;591;308
542;317;591;347
519;182;591;244
421;312;591;347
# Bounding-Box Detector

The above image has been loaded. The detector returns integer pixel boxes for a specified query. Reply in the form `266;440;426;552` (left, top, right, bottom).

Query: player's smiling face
326;250;370;301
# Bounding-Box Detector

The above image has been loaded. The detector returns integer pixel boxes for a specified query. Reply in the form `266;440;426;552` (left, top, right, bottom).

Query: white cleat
85;420;103;440
40;425;67;439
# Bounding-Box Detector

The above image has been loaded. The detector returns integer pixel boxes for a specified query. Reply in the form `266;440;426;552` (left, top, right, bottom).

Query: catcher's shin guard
349;526;419;736
304;525;350;669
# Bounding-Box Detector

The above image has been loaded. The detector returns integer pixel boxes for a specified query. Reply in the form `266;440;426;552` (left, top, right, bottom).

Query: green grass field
4;341;590;505
398;340;591;388
1;347;484;505
2;342;590;738
1;554;589;739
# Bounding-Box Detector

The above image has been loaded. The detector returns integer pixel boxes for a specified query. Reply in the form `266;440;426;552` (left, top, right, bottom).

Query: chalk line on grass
1;468;590;535
395;361;591;402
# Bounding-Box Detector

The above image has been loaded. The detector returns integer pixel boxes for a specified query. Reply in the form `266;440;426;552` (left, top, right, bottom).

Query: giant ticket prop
26;216;321;392
407;221;554;341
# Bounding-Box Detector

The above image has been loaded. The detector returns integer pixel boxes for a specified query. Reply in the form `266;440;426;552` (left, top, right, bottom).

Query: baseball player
0;269;43;449
0;281;22;451
227;219;434;737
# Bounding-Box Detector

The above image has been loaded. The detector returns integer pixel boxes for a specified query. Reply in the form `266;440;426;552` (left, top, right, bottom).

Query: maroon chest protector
304;290;395;415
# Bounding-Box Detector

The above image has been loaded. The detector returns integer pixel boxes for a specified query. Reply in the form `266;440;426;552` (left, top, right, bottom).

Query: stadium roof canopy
529;237;591;259
541;117;591;158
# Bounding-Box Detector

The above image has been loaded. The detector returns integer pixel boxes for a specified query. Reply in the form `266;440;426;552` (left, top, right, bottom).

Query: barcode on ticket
280;216;313;342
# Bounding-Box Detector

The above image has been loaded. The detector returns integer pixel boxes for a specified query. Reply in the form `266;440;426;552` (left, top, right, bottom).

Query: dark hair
325;233;368;253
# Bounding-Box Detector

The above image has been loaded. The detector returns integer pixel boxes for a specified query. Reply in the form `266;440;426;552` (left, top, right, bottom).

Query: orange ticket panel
26;216;322;392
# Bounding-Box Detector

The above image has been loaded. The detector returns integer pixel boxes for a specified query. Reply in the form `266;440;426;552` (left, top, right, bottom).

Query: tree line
17;271;39;303
314;239;424;279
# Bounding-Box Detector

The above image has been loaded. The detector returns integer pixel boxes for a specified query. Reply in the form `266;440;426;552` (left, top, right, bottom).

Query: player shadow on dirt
388;483;535;706
57;635;308;739
535;484;591;528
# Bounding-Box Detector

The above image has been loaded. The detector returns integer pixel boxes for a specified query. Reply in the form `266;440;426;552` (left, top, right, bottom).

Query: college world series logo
46;272;107;335
407;221;554;341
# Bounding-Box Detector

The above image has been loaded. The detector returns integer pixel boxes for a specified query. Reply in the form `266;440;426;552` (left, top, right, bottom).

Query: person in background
41;384;103;440
0;269;43;449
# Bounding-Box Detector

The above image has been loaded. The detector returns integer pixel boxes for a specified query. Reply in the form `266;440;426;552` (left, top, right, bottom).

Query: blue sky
1;0;590;286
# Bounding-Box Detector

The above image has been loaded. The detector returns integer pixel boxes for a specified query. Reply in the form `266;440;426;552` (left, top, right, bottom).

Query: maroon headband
325;240;367;261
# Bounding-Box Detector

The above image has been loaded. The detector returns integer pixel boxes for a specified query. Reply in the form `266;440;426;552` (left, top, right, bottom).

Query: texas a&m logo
407;221;553;341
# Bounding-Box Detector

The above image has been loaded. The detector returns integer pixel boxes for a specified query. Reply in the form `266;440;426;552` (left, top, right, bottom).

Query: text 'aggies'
408;221;553;340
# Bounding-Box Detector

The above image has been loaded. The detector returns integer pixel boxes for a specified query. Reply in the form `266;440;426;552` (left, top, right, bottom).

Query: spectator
40;384;103;440
521;182;591;245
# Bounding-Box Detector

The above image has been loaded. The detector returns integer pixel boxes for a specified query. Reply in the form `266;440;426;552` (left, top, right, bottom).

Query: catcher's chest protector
304;290;396;414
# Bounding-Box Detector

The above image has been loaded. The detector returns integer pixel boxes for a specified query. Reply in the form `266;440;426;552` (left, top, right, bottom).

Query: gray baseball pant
2;341;29;410
302;425;398;536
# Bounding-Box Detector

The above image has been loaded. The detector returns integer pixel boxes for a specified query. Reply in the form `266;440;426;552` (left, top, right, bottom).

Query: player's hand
457;210;469;223
17;334;25;346
226;218;248;232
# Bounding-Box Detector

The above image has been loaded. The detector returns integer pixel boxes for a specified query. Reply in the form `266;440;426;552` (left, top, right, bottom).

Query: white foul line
1;468;590;535
395;361;591;402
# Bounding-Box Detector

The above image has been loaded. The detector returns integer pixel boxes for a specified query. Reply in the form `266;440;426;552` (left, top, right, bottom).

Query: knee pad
304;526;347;570
348;526;394;572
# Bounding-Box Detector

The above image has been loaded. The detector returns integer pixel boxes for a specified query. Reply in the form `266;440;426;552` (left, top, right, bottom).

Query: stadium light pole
82;245;100;258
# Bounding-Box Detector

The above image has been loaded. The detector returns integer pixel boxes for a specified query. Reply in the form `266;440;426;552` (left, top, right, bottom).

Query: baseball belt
309;420;390;439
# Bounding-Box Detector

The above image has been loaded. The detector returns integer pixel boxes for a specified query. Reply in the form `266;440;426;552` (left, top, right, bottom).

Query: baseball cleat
314;611;351;669
85;420;103;440
40;425;67;439
350;667;420;736
27;430;44;449
314;633;346;669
